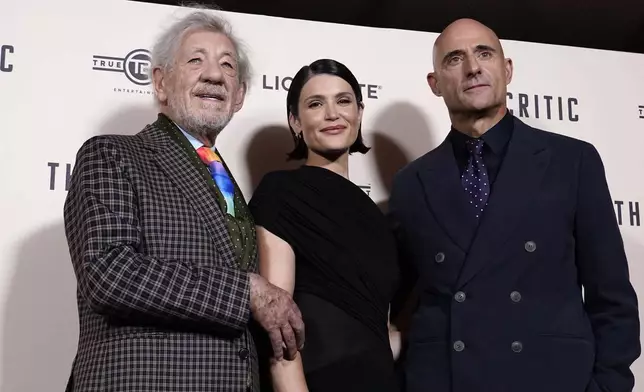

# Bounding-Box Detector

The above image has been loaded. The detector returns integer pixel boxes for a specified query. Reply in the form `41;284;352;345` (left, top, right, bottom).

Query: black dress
249;165;400;392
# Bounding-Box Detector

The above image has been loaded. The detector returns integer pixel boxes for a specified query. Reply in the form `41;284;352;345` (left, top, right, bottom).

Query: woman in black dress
248;59;401;392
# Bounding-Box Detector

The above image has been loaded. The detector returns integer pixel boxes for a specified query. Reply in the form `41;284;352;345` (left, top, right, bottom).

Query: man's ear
427;72;442;97
232;82;247;113
504;58;514;85
153;67;169;103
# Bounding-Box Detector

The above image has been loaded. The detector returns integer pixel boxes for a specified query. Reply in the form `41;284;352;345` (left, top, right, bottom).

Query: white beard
167;94;234;143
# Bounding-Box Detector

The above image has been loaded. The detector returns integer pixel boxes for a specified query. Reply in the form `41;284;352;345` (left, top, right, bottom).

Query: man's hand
249;273;305;360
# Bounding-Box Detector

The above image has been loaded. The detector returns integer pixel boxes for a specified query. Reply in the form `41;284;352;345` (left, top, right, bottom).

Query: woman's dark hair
285;58;371;161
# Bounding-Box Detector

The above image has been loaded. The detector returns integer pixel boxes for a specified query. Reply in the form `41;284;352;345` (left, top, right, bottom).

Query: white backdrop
1;0;643;390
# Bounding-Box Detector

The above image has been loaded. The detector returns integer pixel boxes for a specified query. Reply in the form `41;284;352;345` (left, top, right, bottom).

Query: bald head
432;18;504;71
426;18;513;123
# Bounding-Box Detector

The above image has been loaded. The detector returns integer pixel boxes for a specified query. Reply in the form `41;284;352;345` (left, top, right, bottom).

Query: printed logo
614;200;641;227
1;45;14;73
507;92;579;122
638;105;643;119
262;75;382;99
92;49;154;95
359;184;372;196
48;162;73;191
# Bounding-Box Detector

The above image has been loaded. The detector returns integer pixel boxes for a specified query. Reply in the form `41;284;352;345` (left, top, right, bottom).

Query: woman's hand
389;324;402;360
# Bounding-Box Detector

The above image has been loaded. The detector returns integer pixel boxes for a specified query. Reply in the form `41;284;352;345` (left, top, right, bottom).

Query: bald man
388;19;640;392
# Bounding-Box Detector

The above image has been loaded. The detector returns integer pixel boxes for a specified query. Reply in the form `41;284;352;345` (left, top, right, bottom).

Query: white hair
150;4;252;89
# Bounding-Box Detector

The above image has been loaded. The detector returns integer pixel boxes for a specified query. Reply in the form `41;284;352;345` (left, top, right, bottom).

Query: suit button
239;347;250;360
511;341;523;353
453;340;465;352
510;291;522;302
454;291;466;302
524;241;536;252
435;252;445;263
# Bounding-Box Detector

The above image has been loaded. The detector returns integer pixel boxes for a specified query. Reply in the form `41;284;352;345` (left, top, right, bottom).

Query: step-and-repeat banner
1;0;643;390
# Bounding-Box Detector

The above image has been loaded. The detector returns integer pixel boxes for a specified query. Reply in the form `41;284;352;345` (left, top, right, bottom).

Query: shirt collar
450;110;514;154
173;121;216;152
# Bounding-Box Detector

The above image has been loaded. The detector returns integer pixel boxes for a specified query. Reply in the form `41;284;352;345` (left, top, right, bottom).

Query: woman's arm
256;226;309;392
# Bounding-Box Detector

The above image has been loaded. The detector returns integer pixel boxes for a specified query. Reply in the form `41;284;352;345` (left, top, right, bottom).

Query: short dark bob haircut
286;58;371;161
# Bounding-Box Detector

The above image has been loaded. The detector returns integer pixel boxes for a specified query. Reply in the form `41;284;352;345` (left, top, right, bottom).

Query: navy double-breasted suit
389;114;640;392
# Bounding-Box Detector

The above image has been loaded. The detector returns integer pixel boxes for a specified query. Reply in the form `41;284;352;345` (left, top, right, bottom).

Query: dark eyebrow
304;92;354;101
442;44;497;64
475;44;496;53
442;49;465;64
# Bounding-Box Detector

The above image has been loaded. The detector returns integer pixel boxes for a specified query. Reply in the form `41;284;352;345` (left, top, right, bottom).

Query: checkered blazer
63;115;260;392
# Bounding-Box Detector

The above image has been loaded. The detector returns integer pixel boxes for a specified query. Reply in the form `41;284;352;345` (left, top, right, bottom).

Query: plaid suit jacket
63;115;260;392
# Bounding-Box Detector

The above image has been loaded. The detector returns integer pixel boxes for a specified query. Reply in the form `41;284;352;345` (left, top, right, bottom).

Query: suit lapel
455;119;551;288
217;150;259;273
140;118;237;268
417;138;479;252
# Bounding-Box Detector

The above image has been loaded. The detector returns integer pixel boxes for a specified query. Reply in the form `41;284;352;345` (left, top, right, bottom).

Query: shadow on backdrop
245;125;301;193
367;101;435;391
96;104;158;137
2;222;78;392
369;101;435;213
1;105;160;392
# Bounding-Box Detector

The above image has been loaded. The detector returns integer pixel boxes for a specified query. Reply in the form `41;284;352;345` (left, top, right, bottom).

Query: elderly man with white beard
62;9;304;392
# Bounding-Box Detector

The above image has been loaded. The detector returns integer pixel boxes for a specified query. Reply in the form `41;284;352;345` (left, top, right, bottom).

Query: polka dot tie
461;138;490;219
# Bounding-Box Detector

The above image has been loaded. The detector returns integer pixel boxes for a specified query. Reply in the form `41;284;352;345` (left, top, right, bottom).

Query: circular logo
123;49;152;86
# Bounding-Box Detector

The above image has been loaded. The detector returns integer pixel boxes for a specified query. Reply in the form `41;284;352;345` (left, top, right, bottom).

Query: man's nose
201;62;225;83
464;54;482;76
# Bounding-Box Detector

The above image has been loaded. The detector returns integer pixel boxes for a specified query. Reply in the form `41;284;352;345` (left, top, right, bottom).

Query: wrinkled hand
249;273;305;360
